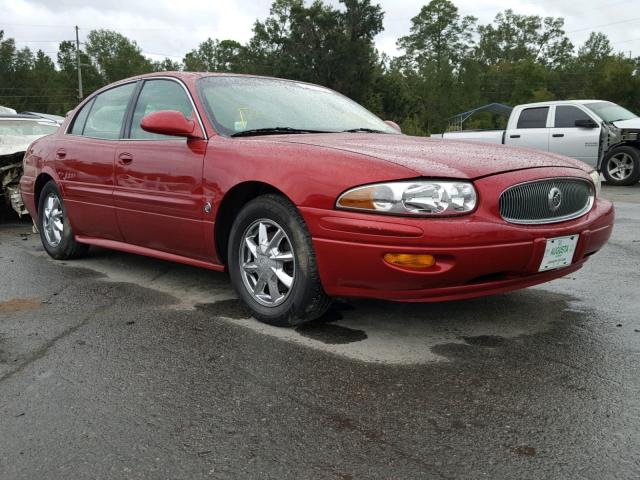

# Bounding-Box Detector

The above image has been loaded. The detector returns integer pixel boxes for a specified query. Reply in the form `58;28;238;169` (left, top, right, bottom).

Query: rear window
82;82;136;140
517;107;549;129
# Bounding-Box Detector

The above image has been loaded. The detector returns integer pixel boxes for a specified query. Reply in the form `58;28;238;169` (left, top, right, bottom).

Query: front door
548;105;600;168
113;78;208;259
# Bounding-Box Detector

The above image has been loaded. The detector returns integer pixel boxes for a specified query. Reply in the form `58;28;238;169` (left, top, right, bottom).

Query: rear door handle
552;133;565;138
510;134;521;139
56;148;66;159
118;152;133;165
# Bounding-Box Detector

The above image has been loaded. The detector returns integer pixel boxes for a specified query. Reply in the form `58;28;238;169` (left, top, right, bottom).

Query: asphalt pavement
0;183;638;479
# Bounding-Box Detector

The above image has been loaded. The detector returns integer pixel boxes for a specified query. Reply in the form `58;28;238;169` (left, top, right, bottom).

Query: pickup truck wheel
228;194;331;327
37;181;89;260
602;146;640;186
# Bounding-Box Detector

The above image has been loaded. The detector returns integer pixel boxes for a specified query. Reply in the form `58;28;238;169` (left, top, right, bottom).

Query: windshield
197;76;398;136
0;119;58;136
585;102;637;123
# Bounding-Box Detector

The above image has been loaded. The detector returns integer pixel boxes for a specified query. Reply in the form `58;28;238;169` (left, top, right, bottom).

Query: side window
69;98;94;135
129;80;194;140
554;106;593;128
83;82;136;140
517;107;549;129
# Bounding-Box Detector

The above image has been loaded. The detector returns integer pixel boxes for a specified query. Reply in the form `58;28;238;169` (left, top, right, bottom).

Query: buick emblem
548;187;562;211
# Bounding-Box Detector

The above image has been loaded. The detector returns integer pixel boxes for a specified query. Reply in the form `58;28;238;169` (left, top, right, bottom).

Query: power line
567;16;640;33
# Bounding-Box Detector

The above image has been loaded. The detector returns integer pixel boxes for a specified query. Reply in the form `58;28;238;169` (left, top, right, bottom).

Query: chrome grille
499;178;594;224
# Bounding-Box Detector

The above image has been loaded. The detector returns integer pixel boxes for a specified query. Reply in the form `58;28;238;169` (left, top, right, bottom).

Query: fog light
383;253;436;269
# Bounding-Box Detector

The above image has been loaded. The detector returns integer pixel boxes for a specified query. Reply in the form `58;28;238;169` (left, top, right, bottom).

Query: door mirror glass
574;118;598;129
140;110;200;138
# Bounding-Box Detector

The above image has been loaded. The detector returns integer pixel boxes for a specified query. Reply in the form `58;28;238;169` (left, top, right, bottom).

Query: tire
37;181;89;260
228;194;331;327
602;146;640;186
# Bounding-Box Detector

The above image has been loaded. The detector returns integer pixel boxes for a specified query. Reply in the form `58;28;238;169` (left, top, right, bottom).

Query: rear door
548;105;600;167
505;106;550;152
57;81;137;240
113;78;208;259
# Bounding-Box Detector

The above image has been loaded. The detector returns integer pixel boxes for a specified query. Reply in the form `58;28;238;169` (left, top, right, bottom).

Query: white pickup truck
434;100;640;186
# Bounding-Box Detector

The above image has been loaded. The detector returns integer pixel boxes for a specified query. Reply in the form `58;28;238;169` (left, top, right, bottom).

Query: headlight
336;180;477;216
589;170;601;198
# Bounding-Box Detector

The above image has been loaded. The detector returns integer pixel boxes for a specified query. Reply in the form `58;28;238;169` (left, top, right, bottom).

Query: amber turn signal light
383;253;436;269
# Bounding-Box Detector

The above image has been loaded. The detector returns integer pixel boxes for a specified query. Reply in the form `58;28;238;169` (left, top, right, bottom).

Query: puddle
512;446;537;457
197;299;252;319
295;302;367;345
0;298;43;314
28;238;591;365
461;335;507;347
296;322;367;345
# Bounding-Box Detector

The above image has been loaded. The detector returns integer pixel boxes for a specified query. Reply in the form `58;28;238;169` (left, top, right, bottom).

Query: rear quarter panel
19;133;59;218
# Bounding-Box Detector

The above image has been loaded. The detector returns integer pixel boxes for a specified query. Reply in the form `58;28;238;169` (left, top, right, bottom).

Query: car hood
0;134;41;156
267;133;589;179
612;118;640;129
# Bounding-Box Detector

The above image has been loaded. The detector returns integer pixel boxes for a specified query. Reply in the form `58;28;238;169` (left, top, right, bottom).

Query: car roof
126;71;272;80
112;71;319;87
516;100;608;108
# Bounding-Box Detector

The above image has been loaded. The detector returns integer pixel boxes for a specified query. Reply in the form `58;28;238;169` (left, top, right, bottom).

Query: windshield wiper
230;127;331;137
341;127;388;134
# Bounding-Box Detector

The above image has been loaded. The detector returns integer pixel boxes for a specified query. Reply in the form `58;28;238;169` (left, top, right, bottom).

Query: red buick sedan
19;72;614;326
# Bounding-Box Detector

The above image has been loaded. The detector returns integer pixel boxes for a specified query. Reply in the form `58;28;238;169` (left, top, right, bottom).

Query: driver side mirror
384;120;402;133
575;119;598;129
140;110;202;139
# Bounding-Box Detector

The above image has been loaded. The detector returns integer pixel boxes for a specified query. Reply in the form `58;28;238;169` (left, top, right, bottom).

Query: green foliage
183;39;248;72
85;30;154;83
0;1;639;127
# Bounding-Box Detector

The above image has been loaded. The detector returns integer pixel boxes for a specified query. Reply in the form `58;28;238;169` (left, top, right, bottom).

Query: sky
1;0;639;63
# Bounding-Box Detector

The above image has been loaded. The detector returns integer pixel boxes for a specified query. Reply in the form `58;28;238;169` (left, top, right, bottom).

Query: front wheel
227;194;331;327
602;146;640;186
37;181;89;260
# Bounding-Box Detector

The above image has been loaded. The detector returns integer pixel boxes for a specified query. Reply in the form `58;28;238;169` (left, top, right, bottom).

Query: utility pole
75;25;83;101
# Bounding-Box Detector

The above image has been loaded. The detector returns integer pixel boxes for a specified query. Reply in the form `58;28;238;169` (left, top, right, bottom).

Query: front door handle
510;134;521;139
118;152;133;165
552;133;565;138
56;148;66;159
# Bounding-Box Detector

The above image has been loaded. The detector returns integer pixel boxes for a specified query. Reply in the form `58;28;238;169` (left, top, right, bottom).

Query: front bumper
300;168;615;302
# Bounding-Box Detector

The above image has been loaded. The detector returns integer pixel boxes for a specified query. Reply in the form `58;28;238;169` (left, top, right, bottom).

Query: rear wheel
37;181;89;259
602;146;640;186
228;194;331;327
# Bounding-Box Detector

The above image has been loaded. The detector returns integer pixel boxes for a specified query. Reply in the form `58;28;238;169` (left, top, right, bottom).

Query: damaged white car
1;114;59;216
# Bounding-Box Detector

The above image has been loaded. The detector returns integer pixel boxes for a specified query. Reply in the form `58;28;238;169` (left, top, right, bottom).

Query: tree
476;10;573;67
153;58;182;72
85;30;153;83
248;0;383;104
183;39;247;72
396;0;476;132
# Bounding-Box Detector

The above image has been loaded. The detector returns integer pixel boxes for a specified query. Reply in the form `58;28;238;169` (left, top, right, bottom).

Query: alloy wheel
239;218;296;307
607;152;635;181
42;193;64;247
